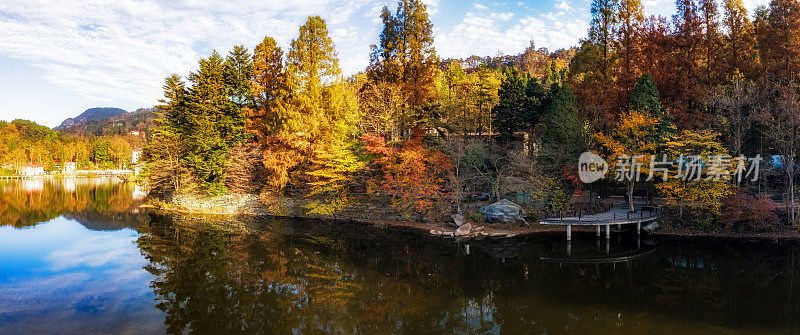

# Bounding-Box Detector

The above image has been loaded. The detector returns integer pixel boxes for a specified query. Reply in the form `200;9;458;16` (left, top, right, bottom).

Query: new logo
578;151;608;184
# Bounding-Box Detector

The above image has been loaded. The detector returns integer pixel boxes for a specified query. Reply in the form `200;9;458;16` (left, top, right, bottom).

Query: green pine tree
224;45;254;107
542;84;586;170
493;68;527;142
629;73;674;139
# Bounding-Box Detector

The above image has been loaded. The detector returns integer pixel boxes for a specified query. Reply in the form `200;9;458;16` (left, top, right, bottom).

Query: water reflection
136;214;800;334
0;218;164;334
0;180;799;334
0;178;145;228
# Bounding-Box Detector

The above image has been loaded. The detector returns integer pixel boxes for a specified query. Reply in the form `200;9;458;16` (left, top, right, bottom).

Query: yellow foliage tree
655;129;732;228
256;17;364;215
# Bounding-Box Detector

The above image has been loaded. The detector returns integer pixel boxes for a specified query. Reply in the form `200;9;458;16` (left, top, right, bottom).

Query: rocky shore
144;193;800;241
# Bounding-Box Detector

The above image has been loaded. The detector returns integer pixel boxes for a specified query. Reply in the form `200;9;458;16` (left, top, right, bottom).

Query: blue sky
0;0;768;127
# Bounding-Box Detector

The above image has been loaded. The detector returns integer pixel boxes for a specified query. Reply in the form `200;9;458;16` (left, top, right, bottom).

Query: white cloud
435;6;588;60
0;0;375;108
490;12;515;21
5;0;771;117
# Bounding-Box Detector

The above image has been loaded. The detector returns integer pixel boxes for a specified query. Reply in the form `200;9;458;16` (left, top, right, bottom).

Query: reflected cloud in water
0;217;164;334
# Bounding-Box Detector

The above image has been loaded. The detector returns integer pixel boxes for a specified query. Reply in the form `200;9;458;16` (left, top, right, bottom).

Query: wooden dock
539;205;659;240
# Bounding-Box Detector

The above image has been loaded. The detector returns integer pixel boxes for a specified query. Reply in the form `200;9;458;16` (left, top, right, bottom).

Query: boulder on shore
455;223;473;236
479;199;526;224
450;214;466;228
642;222;661;234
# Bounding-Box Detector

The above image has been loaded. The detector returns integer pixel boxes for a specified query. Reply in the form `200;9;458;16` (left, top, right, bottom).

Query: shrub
363;133;453;219
720;189;779;231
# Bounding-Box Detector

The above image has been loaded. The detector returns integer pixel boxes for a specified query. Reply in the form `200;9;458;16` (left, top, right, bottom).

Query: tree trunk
628;179;635;213
790;148;796;226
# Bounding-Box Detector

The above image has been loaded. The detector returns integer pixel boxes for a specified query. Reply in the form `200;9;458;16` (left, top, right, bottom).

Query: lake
0;179;798;334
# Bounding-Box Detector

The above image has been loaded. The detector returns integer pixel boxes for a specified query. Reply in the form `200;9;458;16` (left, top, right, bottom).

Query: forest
0;118;147;173
0;107;154;173
146;0;800;231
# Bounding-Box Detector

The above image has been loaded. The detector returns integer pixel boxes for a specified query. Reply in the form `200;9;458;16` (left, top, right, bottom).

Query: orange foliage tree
363;133;453;218
595;109;660;212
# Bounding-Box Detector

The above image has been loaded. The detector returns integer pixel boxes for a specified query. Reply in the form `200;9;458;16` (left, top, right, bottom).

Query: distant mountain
56;108;158;137
56;107;128;130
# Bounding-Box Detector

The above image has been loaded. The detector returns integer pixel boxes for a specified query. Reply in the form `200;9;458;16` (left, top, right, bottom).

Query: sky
0;0;769;128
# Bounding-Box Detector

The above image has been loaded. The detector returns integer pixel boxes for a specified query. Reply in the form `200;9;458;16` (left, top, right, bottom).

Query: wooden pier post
596;225;600;237
566;224;572;241
605;224;610;238
637;222;641;235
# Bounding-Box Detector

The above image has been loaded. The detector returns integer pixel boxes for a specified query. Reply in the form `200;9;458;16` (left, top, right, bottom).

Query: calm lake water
1;180;799;334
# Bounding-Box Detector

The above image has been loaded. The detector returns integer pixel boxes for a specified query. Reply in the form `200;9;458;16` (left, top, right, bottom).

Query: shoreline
143;193;800;241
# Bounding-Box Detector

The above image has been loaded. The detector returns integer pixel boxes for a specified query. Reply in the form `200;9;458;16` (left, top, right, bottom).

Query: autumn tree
357;73;404;139
256;16;363;214
721;0;757;76
260;16;344;192
697;0;723;89
437;62;469;135
250;36;286;141
363;133;452;218
108;136;132;169
762;0;800;80
570;0;620;130
668;0;706;128
369;0;439;137
655;129;732;227
596;110;658;212
615;0;645;96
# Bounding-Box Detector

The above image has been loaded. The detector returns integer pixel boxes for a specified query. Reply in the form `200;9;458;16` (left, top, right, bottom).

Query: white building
20;164;45;177
63;162;77;174
131;149;143;164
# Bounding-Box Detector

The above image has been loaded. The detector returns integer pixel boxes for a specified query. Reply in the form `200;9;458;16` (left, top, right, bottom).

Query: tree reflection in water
4;180;798;333
137;214;800;334
0;178;146;228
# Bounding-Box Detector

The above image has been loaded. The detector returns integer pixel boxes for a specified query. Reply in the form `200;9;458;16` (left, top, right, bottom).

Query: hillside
56;107;127;130
56;108;158;137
